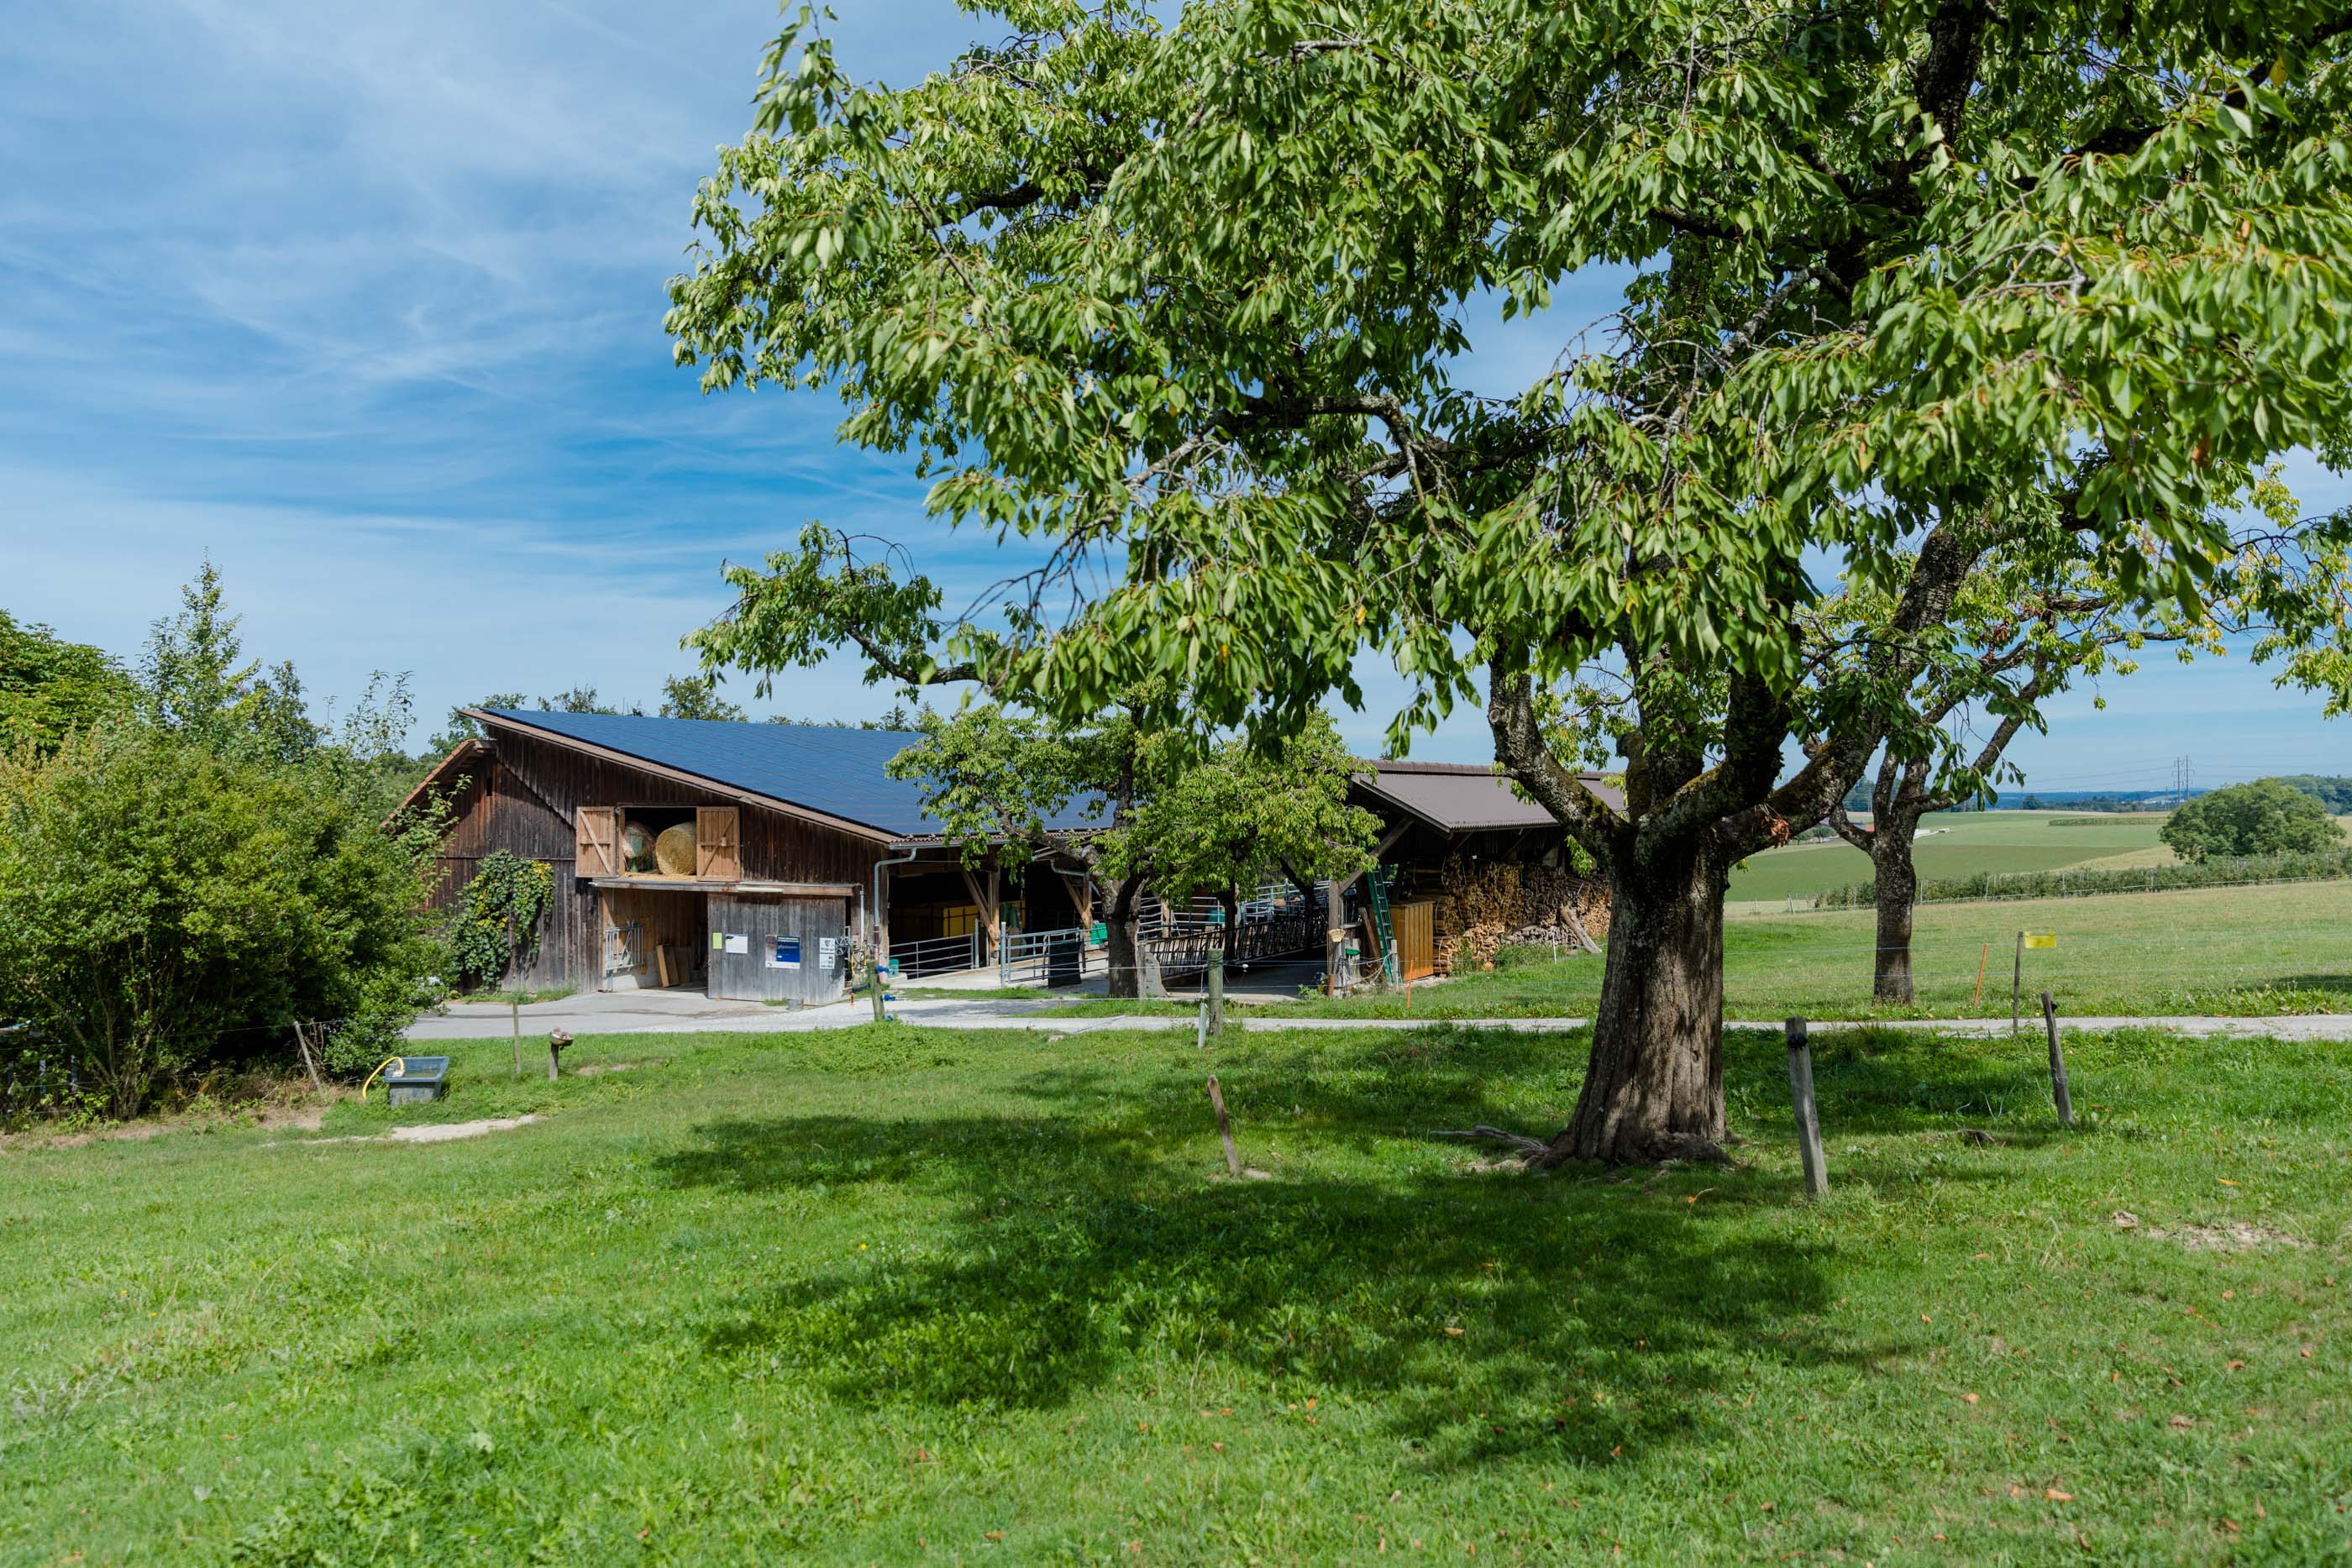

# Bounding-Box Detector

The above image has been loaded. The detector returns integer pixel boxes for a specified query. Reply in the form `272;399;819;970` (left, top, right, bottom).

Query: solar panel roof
478;709;1108;840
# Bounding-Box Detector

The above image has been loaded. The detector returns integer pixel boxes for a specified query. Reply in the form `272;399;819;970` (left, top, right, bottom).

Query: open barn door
696;805;741;880
575;805;617;879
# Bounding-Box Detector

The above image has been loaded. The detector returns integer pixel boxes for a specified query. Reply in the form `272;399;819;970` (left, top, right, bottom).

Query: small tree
884;699;1379;988
2162;779;2346;862
448;851;556;993
883;700;1151;991
1119;713;1381;961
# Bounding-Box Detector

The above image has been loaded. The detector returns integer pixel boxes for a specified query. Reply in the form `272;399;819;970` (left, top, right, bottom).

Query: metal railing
1149;907;1325;979
997;926;1102;988
886;930;982;979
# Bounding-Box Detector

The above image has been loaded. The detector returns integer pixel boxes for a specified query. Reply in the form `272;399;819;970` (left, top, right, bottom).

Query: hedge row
1809;848;2352;910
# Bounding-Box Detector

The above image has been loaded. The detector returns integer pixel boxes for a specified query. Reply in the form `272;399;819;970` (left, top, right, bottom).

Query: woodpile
1428;855;1609;973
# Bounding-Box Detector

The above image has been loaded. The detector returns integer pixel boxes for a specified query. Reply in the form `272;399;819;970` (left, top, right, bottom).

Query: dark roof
476;709;1106;840
1354;758;1625;833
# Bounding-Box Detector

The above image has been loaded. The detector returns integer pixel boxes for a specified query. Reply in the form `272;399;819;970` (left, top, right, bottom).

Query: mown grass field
1725;810;2175;904
3;1022;2349;1564
1299;880;2352;1020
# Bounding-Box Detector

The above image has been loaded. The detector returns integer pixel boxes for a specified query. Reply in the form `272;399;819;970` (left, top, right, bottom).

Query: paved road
411;989;2352;1041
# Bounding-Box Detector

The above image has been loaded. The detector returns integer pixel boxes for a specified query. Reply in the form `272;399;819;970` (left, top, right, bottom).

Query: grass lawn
1726;811;2174;904
4;1021;2349;1562
1301;879;2352;1020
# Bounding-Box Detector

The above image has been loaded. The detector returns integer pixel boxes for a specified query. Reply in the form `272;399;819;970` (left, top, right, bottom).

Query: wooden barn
400;709;1101;1004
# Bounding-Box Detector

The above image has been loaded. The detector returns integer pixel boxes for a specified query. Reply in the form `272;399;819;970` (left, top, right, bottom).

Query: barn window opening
617;806;698;876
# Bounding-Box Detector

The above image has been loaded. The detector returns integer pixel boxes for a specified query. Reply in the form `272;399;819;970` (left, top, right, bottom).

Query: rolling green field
1725;810;2173;904
5;1021;2350;1564
1309;879;2352;1020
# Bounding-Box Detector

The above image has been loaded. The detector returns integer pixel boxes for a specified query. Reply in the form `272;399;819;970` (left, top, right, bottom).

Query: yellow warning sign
2022;932;2057;950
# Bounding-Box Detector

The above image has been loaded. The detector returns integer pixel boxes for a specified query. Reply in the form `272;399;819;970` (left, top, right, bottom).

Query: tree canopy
671;0;2352;1160
2161;776;2347;859
0;609;134;756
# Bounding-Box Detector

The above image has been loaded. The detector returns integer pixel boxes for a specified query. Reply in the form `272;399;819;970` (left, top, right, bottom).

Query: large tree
671;2;2352;1162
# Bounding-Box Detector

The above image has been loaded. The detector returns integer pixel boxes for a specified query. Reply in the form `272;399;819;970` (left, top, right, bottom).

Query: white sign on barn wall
817;937;837;973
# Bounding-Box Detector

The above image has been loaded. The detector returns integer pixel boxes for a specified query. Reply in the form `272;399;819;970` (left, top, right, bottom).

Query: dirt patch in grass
2150;1219;2307;1252
3;1097;328;1152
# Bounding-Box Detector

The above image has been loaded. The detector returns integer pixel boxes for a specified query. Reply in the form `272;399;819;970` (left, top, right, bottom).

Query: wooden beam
1334;821;1414;895
1059;870;1095;931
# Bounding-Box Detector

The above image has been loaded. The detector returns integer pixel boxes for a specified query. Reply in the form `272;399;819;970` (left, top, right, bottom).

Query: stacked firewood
1429;856;1609;973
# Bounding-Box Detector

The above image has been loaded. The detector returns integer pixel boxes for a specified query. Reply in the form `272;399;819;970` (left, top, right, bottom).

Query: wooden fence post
1205;1075;1242;1177
2040;992;2074;1129
289;1023;323;1093
1207;949;1226;1033
1786;1016;1829;1198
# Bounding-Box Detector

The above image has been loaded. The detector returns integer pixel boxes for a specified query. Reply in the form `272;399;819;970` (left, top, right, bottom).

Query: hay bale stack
654;822;699;877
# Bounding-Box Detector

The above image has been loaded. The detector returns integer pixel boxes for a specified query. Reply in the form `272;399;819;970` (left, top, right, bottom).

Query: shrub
2161;779;2346;862
1809;847;2352;910
0;723;442;1116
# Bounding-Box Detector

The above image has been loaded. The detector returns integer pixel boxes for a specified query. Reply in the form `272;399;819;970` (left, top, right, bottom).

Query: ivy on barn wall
450;852;554;992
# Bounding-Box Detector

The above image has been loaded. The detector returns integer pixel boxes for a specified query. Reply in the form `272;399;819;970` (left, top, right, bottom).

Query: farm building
401;709;1617;999
401;709;1103;1003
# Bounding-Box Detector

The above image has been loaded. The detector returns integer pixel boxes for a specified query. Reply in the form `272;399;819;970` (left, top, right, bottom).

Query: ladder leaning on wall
1365;866;1400;983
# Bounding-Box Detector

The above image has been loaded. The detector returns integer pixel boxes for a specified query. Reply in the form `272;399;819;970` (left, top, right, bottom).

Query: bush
2161;779;2346;862
0;724;443;1116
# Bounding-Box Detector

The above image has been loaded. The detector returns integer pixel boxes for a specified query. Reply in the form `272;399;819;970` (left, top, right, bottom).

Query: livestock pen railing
885;930;982;979
996;926;1102;988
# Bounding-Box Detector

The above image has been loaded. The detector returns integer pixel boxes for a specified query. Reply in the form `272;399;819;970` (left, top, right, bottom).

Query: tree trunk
1220;886;1240;962
1542;844;1727;1166
1103;873;1161;999
1868;805;1924;1004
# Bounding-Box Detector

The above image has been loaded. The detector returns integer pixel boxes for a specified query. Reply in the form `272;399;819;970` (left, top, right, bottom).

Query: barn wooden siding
707;894;852;1004
423;729;890;990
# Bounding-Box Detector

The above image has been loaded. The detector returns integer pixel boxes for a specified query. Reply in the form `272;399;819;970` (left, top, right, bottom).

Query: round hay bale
654;821;699;876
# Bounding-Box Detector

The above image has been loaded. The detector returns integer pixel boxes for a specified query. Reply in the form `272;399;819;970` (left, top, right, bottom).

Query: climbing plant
449;852;554;994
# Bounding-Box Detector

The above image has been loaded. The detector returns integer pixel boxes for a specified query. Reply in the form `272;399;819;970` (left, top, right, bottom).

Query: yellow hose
360;1057;404;1104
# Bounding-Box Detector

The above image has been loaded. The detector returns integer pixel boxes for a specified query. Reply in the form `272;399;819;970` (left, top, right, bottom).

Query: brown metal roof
1352;759;1625;834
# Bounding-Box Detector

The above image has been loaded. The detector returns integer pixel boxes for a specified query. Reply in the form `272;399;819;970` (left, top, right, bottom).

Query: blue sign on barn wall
768;936;801;970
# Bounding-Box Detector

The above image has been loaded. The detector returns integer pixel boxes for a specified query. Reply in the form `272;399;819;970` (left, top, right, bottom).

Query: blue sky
3;0;2347;790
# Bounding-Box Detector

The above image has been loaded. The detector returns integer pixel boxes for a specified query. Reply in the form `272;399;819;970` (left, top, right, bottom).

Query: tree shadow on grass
655;1095;1894;1474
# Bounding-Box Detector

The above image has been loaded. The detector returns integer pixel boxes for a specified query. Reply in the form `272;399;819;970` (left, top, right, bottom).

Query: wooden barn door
696;806;742;880
575;805;617;879
707;894;849;1004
